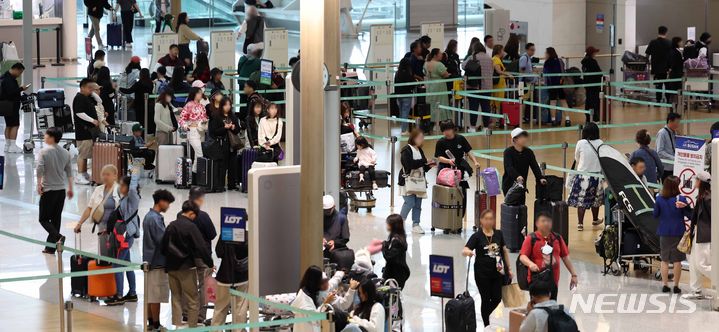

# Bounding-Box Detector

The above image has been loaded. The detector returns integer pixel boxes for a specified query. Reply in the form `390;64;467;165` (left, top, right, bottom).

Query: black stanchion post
34;29;45;68
52;27;64;66
390;135;397;208
561;142;569;198
41;76;46;89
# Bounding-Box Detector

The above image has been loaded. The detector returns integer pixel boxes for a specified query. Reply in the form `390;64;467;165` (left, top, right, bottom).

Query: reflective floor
2;25;719;331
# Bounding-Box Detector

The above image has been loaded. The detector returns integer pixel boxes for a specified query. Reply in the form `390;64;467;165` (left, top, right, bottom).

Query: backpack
516;232;560;290
602;224;618;259
106;207;138;258
538;305;579;332
464;55;482;86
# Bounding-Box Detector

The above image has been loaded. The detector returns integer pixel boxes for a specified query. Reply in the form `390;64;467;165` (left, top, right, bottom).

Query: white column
61;0;77;60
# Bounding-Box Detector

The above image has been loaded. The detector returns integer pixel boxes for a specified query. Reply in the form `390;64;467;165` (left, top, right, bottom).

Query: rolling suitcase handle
464;256;473;292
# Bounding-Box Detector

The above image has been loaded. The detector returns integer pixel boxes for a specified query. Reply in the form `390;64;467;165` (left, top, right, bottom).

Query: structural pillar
324;0;340;84
22;0;33;85
171;0;182;28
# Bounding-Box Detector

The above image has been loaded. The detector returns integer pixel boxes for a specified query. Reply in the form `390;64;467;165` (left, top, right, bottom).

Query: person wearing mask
120;68;154;128
567;122;604;231
105;175;141;306
37;127;74;254
424;48;452;128
192;52;211;83
581;46;602;123
161;200;214;328
484;35;494;50
491;45;513;117
85;0;112;49
157;44;183;76
519;43;539;123
543;47;567;126
630;129;663;184
239;5;265;54
630;157;649;186
519;213;578;300
209;97;241;190
502;128;546;205
657;112;681;181
206;68;226;91
382;214;410;288
246;102;265;147
407;41;425;81
399;129;435;234
179;87;209;171
519;280;574;332
654;176;691;294
322;195;351;253
667;37;685;103
175;12;204;69
462;42;494;130
394;58;415;134
95;67;116;125
1;62;28;153
129;124;156;170
187;187;217;324
142;189;175;331
72;79;101;185
73;165;121;263
115;0;141;48
154;89;177;145
645;26;672;103
462;209;512;327
687;171;712;299
291;265;339;332
211;237;249;328
343;280;386;332
258;103;283;162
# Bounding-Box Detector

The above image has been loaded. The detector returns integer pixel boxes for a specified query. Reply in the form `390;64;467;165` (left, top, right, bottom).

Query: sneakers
661;285;671;293
75;177;91;185
372;182;378;190
105;296;125;306
122;294;138;302
412;225;425;234
682;291;707;300
592;218;604;226
6;141;22;153
577;224;584;231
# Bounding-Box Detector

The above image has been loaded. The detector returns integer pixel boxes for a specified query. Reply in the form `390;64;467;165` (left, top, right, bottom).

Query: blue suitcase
240;148;258;193
107;23;123;48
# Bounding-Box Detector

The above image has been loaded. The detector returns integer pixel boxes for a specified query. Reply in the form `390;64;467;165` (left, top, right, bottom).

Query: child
354;136;378;189
130;124;156;170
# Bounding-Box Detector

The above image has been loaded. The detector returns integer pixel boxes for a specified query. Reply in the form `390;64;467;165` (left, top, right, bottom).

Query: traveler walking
543;47;567;126
187;187;217;324
37;127;74;254
1;62;27;153
393;58;415;133
153;0;170;33
630;129;664;184
519;280;576;332
645;26;672;103
461;42;493;129
581;46;602;122
398;129;435;234
116;0;142;48
654;176;692;294
73;79;101;185
239;5;265;54
143;189;175;331
424;48;451;127
567;122;604;231
687;171;712;299
382;214;410;288
211;237;250;328
502;128;546;205
85;0;112;49
656;112;681;181
176;12;204;68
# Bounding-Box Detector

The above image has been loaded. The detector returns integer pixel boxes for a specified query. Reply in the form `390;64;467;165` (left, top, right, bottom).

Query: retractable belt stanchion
390;135;397;208
144;93;150;141
41;77;46;89
561;142;568;198
55;240;66;332
142;262;150;332
34;29;46;68
52;27;65;66
65;301;73;332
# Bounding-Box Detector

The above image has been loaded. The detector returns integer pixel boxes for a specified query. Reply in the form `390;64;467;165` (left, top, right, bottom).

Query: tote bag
403;168;427;194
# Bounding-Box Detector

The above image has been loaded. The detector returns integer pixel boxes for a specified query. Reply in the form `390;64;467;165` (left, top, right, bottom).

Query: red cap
131;56;141;63
585;46;600;55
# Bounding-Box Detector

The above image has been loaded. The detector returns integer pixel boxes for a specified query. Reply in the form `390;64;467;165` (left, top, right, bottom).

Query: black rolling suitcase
70;235;88;298
197;157;225;192
107;22;123;49
501;203;528;252
533;200;570;245
444;258;477;332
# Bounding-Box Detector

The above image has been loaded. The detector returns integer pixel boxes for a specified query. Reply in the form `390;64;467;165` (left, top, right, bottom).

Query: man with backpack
519;280;578;332
518;213;578;300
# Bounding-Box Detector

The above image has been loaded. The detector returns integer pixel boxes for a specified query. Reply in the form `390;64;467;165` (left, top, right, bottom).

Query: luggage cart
379;278;404;332
602;207;659;276
684;69;713;111
20;93;38;153
619;61;652;102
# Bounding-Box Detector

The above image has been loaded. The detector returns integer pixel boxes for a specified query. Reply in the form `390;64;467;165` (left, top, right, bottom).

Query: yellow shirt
492;56;507;88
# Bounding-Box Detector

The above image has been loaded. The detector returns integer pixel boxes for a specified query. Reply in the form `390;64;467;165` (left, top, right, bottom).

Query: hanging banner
429;255;454;298
421;22;444;52
210;30;237;89
366;24;394;104
150;33;179;73
264;28;289;69
595;14;605;33
85;37;92;60
673;136;707;207
220;207;248;243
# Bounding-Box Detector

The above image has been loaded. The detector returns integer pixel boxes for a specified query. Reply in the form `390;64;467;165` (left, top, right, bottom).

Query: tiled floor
1;24;719;331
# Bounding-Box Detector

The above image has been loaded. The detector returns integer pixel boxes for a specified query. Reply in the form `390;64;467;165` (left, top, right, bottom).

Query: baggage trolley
684;69;712;111
619;62;652;102
601;207;659;277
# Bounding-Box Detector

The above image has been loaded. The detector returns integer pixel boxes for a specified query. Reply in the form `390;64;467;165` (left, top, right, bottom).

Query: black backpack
464;55;482;86
539;305;579;332
516;232;561;290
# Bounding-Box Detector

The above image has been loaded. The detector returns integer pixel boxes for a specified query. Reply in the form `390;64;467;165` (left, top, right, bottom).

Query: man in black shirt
1;62;27;153
187;187;217;324
645;26;672;103
502;128;546;205
435;120;480;173
73;79;100;185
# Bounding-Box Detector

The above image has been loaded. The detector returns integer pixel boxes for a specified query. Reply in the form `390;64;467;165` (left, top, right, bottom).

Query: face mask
541;243;554;255
319;290;329;301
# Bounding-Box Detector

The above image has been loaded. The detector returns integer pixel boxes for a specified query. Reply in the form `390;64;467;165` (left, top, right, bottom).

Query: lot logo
569;293;697;314
432;263;451;274
223;214;244;225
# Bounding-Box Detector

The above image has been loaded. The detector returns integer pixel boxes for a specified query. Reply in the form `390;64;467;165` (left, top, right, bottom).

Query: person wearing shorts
143;189;175;331
73;79;100;185
1;62;27;153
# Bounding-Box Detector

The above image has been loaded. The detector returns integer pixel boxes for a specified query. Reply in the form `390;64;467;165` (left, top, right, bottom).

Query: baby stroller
340;152;390;213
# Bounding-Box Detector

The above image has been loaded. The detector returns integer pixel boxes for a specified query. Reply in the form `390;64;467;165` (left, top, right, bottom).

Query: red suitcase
91;142;127;184
474;190;497;230
501;101;521;127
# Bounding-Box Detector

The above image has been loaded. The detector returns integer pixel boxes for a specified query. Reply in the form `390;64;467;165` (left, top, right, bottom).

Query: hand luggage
480;167;501;196
240;148;258;193
437;167;462;187
374;170;390;188
444;258;476;332
197;157;225;192
622;228;651;255
533;200;570;245
52;105;74;133
175;157;192;189
87;259;117;298
37;89;65;108
431;184;464;234
70;235;88;298
344;169;390;189
536;175;564;202
157;145;184;183
474;191;497;230
501;203;528;252
501;101;521;127
328;247;355;270
91;142;126;184
106;22;123;49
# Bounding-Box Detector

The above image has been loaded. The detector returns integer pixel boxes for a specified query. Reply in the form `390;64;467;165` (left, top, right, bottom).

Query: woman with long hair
667;36;685;103
192;52;211;83
462;41;494;129
653;175;692;294
175;12;203;69
105;175;141;306
258;103;284;162
342;280;385;332
465;37;480;59
120;68;154;129
567;122;604;231
688;171;712;298
491;45;513;117
154;89;177;145
462;209;512;327
382;214;410;287
399;129;435;234
443;39;462;80
424;48;451;129
291;265;336;332
209;97;241;190
96;66;116;124
179;87;209;171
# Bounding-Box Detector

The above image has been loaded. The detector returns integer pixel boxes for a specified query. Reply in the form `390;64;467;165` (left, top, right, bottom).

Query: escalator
182;0;238;27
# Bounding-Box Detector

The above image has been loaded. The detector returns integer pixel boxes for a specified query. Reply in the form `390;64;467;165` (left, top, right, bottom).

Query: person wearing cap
129;123;156;170
206;68;226;91
687;170;712;299
323;195;350;255
567;122;604;231
191;79;211;107
502;127;546;205
72;78;101;185
582;46;602;123
120;68;154;129
180;87;209;172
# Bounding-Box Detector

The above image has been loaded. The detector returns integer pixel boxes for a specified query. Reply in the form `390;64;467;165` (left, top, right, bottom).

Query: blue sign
220;207;247;242
675;136;706;152
429;255;454;298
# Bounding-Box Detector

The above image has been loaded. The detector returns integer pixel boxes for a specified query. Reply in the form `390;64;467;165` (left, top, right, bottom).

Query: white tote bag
403;168;427;194
2;41;19;60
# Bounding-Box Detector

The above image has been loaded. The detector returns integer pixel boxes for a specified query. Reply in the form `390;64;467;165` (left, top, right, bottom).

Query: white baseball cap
322;195;335;210
696;170;711;183
511;127;528;139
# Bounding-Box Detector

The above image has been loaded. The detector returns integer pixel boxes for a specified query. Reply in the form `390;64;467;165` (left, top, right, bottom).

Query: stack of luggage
431;167;464;234
475;167;500;231
500;181;528;252
36;89;74;134
533;175;569;244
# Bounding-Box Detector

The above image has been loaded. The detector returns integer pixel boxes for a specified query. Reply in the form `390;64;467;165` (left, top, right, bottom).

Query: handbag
228;131;245;150
437;167;462;187
501;283;526;308
91;190;113;224
403;168;427;194
255;147;275;162
677;226;693;254
503;181;527;206
202;137;223;160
